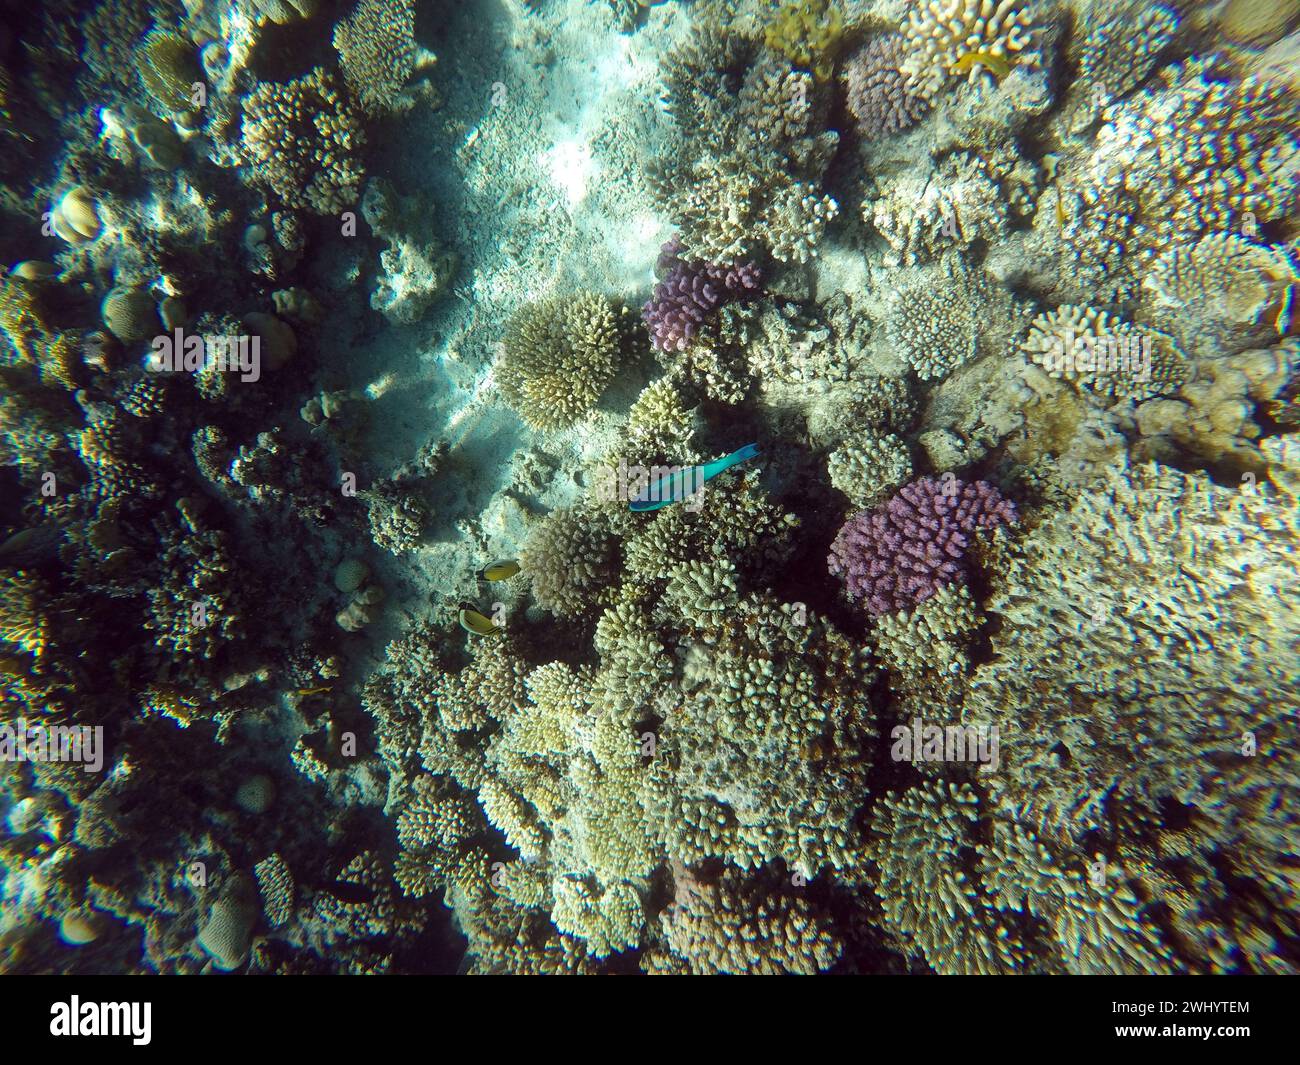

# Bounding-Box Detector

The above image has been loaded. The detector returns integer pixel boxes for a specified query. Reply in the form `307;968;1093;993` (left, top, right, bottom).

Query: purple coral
642;238;761;352
828;476;1017;617
843;35;931;141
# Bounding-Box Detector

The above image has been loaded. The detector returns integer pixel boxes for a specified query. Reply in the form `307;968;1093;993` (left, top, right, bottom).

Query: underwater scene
0;0;1296;978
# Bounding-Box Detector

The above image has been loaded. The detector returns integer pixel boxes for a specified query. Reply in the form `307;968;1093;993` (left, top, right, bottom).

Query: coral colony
0;0;1297;980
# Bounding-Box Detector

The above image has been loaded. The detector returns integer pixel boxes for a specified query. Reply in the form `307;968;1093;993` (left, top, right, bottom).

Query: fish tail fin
729;442;760;465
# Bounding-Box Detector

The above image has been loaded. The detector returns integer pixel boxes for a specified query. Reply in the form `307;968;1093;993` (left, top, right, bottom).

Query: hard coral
763;0;843;82
828;476;1016;617
842;34;930;140
497;293;631;431
641;238;760;353
241;68;365;215
333;0;420;116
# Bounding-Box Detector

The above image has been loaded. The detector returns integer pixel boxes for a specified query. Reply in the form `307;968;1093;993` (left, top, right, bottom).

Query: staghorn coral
885;265;981;381
870;781;1026;974
828;476;1017;617
333;0;420;116
1072;3;1178;126
842;34;931;140
240;68;365;216
497;293;631;431
866;151;1007;267
669;595;876;876
1063;57;1298;288
253;854;295;929
871;580;981;683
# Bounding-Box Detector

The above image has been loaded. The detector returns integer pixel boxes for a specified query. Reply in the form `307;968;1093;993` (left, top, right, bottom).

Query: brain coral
497;293;630;431
241;68;366;215
828;476;1017;617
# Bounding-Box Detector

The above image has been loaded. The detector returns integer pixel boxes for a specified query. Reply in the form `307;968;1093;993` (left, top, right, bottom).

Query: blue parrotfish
629;443;760;512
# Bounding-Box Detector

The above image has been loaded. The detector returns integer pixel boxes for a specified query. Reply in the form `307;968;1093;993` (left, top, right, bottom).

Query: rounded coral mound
520;506;620;617
497;293;631;431
842;35;930;140
828;476;1017;616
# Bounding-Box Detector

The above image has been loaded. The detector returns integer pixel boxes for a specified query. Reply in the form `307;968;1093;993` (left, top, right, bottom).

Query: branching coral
660;865;842;973
520;506;620;618
333;0;420;116
241;68;366;215
655;31;840;263
1020;305;1188;403
641;238;760;353
900;0;1035;98
969;439;1300;836
1063;57;1298;286
842;34;931;140
497;293;631;431
828;476;1016;617
1144;233;1298;356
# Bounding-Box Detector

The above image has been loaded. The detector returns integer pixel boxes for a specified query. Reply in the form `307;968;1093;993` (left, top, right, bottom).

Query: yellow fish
459;603;502;636
951;51;1016;81
295;684;333;697
477;559;520;582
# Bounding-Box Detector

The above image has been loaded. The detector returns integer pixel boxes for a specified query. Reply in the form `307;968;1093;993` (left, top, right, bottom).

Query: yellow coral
764;0;843;81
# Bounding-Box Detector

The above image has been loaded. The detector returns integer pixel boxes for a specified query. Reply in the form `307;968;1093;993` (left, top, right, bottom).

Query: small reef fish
459;602;502;636
629;443;760;512
951;51;1016;81
477;559;520;582
295;685;333;697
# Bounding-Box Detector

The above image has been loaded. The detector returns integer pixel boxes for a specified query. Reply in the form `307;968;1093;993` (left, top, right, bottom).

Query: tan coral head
50;186;102;244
